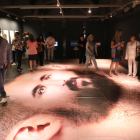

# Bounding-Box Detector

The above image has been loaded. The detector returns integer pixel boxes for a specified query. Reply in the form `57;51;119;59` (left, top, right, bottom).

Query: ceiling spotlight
15;17;18;20
60;9;62;14
6;14;10;17
57;1;60;6
132;0;140;8
110;14;112;18
88;8;92;13
22;19;25;22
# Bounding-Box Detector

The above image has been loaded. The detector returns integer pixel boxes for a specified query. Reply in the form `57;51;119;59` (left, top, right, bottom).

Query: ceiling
0;0;140;21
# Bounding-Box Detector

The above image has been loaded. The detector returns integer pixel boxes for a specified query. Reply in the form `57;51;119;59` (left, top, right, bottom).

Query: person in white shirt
125;35;140;77
45;32;56;62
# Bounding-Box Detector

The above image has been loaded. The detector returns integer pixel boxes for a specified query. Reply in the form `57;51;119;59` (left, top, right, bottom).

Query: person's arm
86;43;93;55
6;43;12;70
125;42;129;60
12;40;18;49
111;41;118;48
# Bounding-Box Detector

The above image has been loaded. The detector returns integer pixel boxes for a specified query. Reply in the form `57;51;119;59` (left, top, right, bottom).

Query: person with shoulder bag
109;29;124;77
125;35;140;78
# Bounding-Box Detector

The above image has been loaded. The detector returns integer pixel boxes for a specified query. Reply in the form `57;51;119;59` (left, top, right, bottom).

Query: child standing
85;34;98;71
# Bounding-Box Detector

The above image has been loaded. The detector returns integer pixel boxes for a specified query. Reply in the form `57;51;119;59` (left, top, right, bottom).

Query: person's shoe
109;73;112;77
127;74;132;76
29;69;33;72
114;72;118;76
133;74;136;78
12;63;16;66
17;69;21;72
51;59;54;62
0;98;7;104
34;68;37;70
96;68;99;71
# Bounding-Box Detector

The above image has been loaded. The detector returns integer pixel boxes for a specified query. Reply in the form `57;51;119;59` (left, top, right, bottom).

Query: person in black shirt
36;35;45;66
78;35;86;64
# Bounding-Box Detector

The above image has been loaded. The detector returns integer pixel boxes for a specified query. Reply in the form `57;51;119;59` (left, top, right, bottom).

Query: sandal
114;72;118;76
109;73;112;77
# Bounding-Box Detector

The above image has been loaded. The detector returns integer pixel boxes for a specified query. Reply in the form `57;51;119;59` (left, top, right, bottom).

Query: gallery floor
0;59;140;140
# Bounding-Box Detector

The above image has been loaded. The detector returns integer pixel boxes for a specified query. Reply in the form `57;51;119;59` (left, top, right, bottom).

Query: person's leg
82;51;86;63
133;59;138;77
91;56;98;69
115;61;119;74
16;50;20;69
109;61;115;75
29;60;33;70
48;48;50;61
128;59;132;75
12;51;15;63
79;51;82;64
0;66;7;103
34;60;37;69
85;56;90;69
51;48;54;61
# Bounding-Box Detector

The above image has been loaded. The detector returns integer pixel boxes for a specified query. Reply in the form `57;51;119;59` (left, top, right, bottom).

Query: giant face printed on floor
0;70;122;140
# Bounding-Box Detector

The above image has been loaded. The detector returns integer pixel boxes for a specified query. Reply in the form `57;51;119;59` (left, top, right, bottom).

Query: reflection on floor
0;59;140;140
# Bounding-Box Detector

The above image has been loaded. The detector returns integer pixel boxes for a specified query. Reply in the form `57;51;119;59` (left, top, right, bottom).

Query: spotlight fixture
132;0;140;8
15;17;18;20
124;6;130;12
110;14;112;18
60;9;62;14
57;0;60;6
88;8;92;13
6;14;10;17
22;19;25;22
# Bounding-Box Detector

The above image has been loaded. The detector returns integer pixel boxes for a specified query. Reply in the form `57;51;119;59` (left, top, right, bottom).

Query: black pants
79;51;86;63
12;51;16;63
38;51;44;66
137;62;140;79
16;50;22;69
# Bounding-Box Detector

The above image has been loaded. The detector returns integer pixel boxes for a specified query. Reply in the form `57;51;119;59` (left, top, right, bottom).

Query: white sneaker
133;75;136;78
0;98;7;104
12;63;16;66
127;74;132;76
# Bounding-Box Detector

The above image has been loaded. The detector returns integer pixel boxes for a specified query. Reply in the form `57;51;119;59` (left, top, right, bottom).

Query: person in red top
26;34;38;71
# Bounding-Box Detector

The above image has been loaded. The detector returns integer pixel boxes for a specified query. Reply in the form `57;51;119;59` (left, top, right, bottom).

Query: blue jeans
85;55;98;69
0;66;6;98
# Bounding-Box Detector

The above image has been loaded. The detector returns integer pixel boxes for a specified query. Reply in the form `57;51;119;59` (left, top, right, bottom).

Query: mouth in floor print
0;59;140;140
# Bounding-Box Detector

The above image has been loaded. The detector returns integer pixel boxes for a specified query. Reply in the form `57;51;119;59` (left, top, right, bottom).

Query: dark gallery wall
23;21;42;39
66;21;84;58
103;11;140;67
0;18;23;44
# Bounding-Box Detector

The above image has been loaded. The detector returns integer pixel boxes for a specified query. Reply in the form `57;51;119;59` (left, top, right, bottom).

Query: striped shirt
0;37;12;68
12;37;23;51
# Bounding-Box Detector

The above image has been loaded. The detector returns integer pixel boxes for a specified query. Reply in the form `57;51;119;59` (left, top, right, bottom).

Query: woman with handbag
109;29;124;77
26;34;38;71
36;35;45;66
125;35;140;78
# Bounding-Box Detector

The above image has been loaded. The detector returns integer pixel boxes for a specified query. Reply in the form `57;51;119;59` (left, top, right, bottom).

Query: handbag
135;41;140;61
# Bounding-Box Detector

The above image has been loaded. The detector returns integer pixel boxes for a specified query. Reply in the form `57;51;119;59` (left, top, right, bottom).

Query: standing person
24;32;29;59
0;28;12;104
11;32;16;66
12;32;23;72
125;35;140;78
85;34;99;71
22;33;26;59
137;33;140;81
45;32;56;62
78;35;86;64
109;29;124;77
26;34;38;71
36;34;45;66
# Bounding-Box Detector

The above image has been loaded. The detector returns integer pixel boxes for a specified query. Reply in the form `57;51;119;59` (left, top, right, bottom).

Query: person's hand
6;63;11;70
90;52;93;56
117;42;121;46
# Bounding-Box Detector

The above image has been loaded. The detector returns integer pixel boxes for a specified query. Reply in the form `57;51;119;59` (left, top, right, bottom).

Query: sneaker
127;74;132;76
17;69;21;72
133;75;136;78
96;68;99;71
29;69;33;72
12;63;16;66
0;98;7;104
